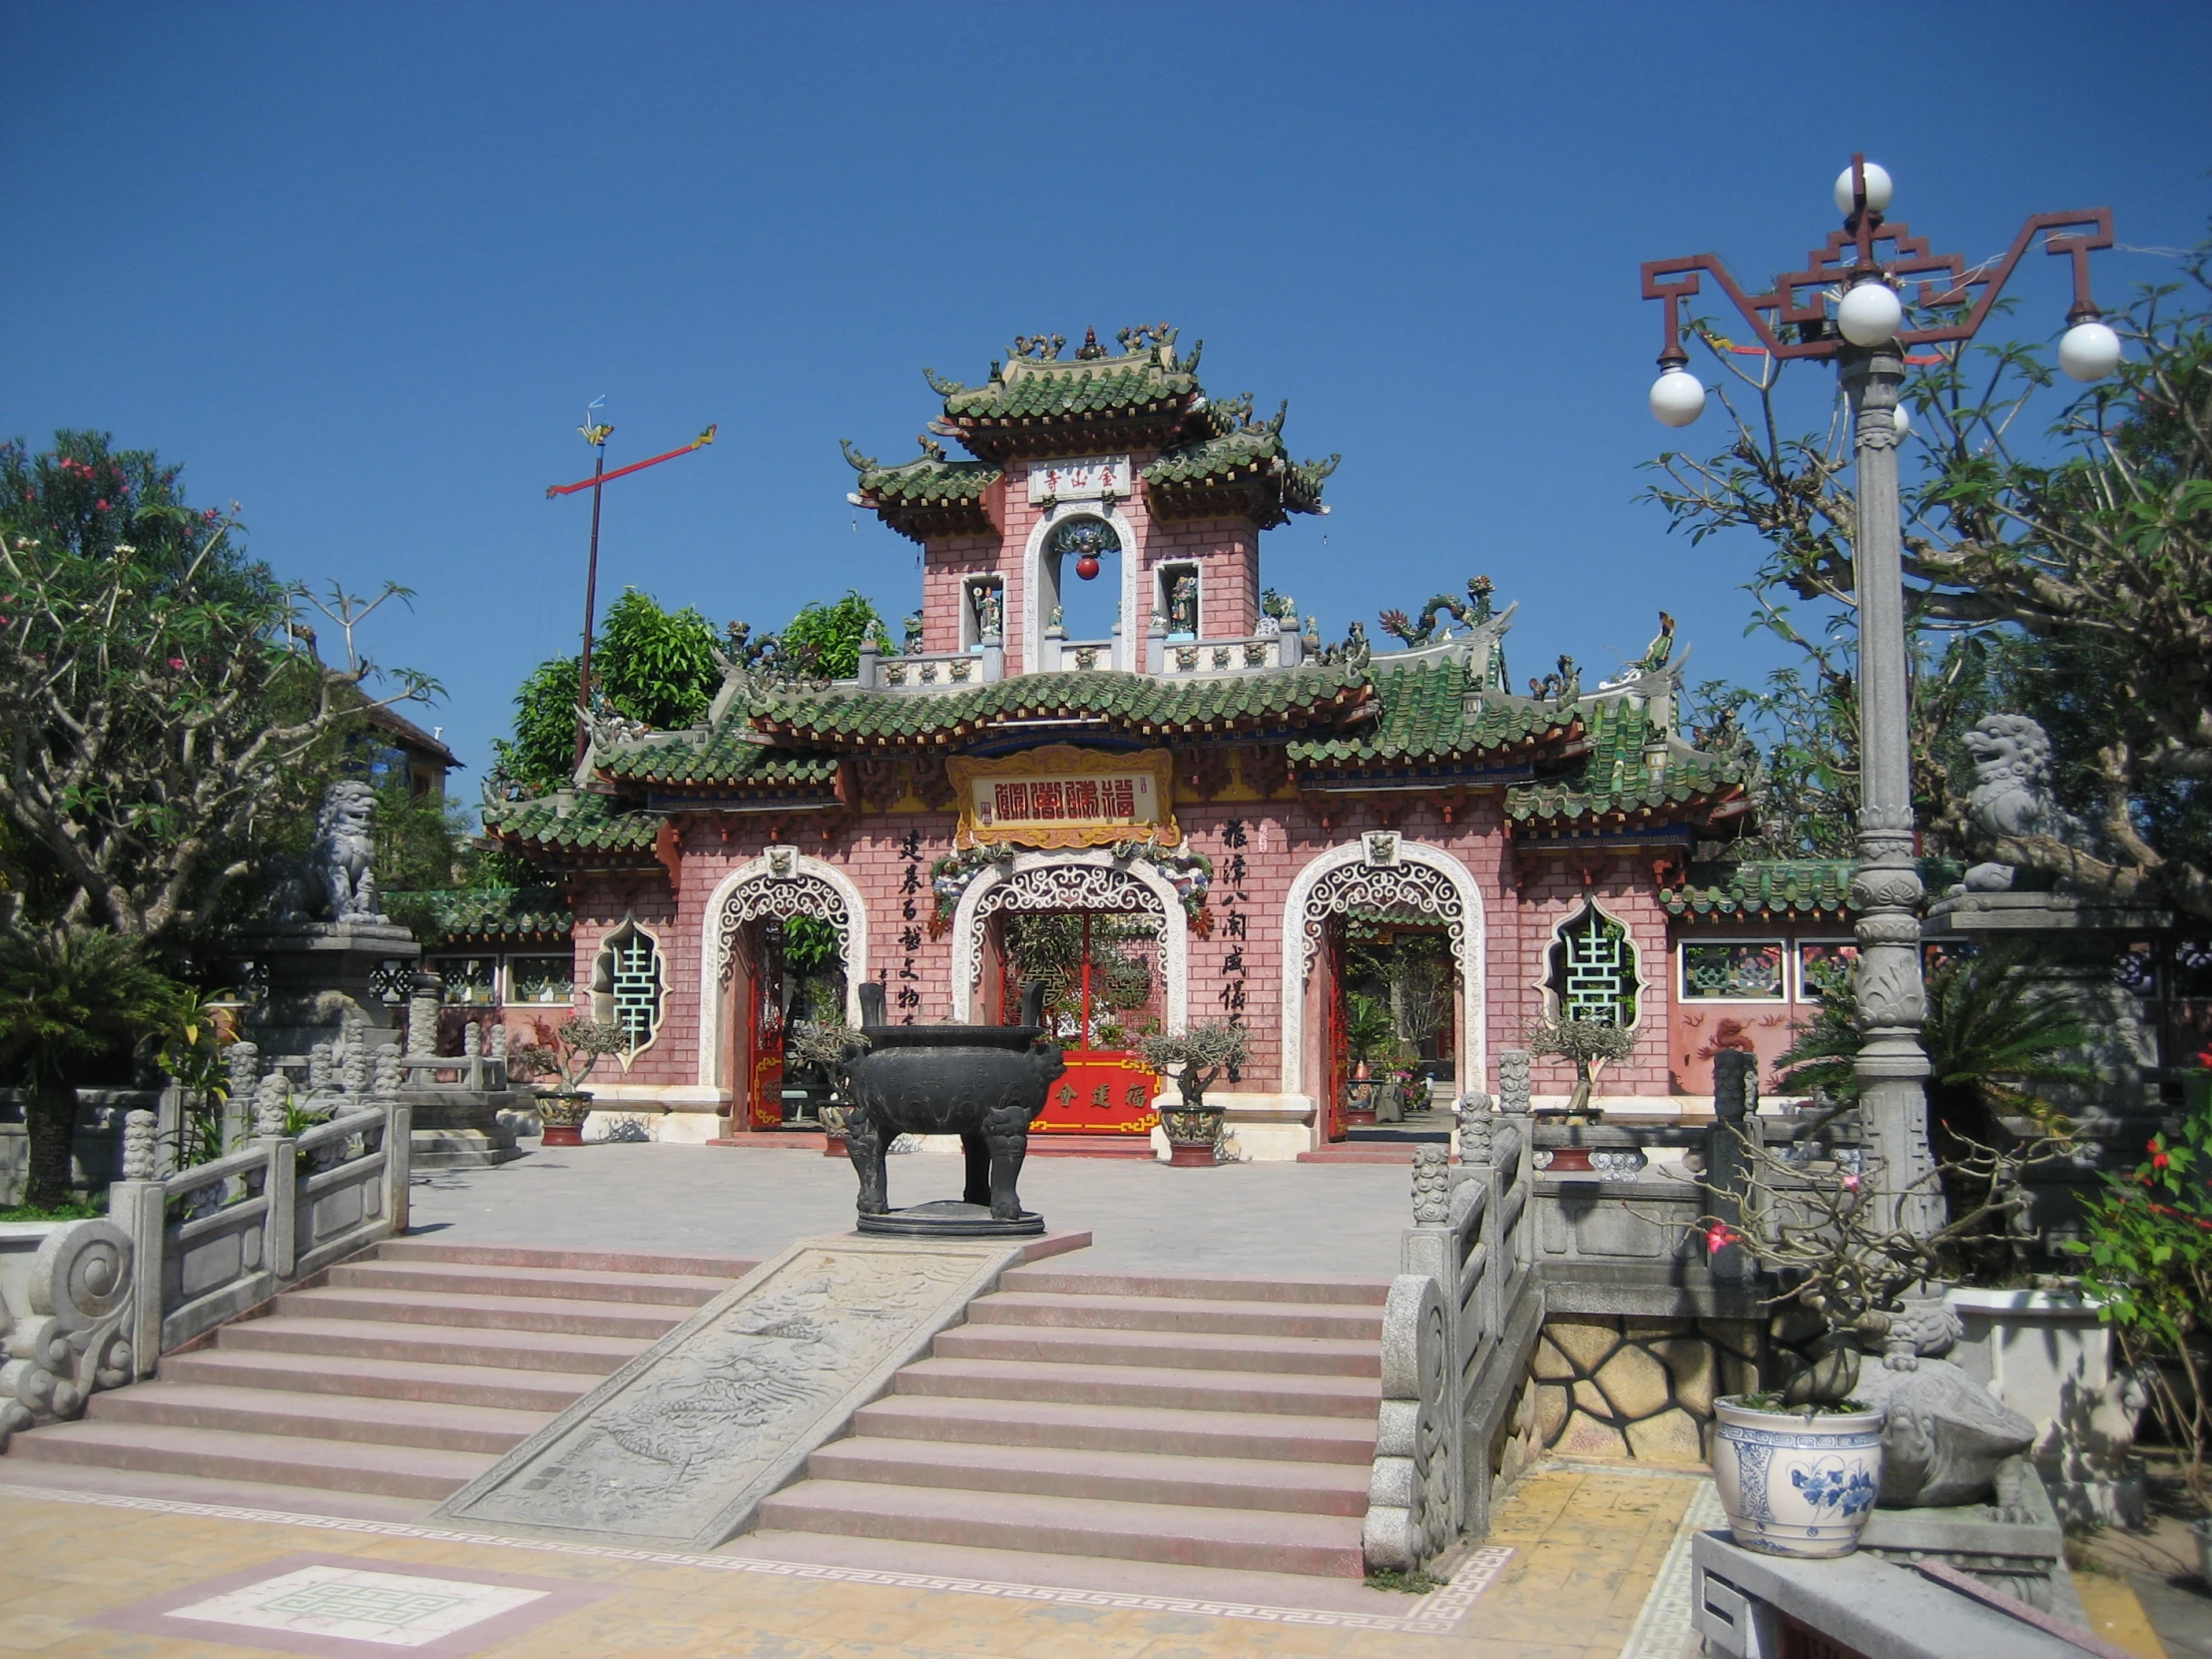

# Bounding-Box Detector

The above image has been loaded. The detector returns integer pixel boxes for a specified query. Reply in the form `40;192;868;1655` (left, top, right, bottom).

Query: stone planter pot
820;1102;849;1160
1711;1395;1885;1559
1159;1104;1224;1168
537;1092;592;1148
1945;1286;2148;1525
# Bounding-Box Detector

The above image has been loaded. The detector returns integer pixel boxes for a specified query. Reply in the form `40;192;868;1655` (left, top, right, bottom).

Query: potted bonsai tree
1138;1022;1248;1167
1524;1014;1635;1170
511;1017;628;1147
785;1015;866;1156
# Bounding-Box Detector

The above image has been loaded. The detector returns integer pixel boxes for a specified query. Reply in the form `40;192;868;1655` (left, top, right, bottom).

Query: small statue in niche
1166;573;1199;639
900;611;923;654
1047;604;1064;633
971;584;1003;643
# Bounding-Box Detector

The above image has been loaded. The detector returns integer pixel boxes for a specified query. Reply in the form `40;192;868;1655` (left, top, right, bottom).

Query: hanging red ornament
1075;554;1102;581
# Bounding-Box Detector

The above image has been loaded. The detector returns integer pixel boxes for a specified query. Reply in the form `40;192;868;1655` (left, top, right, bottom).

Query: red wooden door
747;923;786;1130
1323;924;1350;1142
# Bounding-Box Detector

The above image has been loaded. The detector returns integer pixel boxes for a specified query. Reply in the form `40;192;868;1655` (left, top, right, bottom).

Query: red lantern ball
1075;554;1102;581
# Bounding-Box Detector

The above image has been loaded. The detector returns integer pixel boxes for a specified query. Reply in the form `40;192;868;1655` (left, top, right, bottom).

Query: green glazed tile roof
598;727;843;791
1287;660;1579;767
1661;859;1857;918
851;454;1001;507
941;352;1198;426
752;667;1371;749
482;790;661;858
387;885;574;942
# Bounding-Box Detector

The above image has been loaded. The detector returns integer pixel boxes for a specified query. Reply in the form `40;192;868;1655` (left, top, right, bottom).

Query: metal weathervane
547;400;718;765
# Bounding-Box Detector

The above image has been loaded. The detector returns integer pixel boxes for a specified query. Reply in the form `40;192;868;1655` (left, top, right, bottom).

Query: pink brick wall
572;799;1685;1110
918;456;1262;668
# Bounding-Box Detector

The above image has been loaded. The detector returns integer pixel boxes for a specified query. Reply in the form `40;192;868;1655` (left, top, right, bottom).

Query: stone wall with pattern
1516;1313;1762;1464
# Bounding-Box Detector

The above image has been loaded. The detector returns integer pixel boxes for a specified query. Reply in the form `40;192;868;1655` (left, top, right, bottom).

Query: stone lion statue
271;781;383;923
1955;714;2087;892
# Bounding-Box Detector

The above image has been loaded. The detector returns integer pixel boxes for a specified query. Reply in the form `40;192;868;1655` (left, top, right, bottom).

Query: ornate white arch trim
1279;836;1487;1105
695;848;871;1090
948;849;1188;1032
1019;499;1141;676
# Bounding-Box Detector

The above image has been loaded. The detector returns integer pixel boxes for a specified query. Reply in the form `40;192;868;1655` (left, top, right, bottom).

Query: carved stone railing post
108;1109;166;1381
406;974;442;1057
254;1074;297;1281
1;1218;140;1444
383;1098;414;1236
1498;1049;1531;1116
1364;1271;1449;1573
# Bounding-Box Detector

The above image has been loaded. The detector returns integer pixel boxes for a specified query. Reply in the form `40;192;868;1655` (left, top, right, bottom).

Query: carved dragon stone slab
431;1235;1024;1547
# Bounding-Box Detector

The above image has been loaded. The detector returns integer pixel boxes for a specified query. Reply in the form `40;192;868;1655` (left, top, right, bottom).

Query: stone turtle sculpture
839;980;1065;1234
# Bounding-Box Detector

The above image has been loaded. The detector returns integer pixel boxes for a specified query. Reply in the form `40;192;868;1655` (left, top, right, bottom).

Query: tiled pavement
0;1463;1699;1658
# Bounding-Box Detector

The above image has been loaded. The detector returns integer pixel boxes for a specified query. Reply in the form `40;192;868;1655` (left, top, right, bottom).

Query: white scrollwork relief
1281;840;1485;1109
713;876;852;987
1300;858;1463;973
964;862;1167;992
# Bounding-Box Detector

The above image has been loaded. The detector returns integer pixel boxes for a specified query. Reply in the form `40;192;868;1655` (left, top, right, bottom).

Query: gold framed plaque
946;744;1180;849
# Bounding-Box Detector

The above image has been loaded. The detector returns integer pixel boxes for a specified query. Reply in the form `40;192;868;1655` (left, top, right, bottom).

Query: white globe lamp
1838;281;1904;347
1891;402;1911;439
1649;367;1706;428
2058;318;2122;383
1833;162;1895;217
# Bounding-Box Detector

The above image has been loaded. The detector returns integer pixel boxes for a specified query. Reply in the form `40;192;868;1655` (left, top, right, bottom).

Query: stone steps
967;1290;1383;1341
757;1480;1367;1578
0;1240;755;1517
765;1267;1388;1577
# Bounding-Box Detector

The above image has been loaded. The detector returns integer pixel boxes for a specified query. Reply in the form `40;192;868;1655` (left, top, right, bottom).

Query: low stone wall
1524;1313;1760;1462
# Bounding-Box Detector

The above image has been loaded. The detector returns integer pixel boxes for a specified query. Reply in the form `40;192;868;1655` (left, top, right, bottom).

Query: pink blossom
1841;1172;1861;1192
1702;1222;1742;1255
167;658;185;670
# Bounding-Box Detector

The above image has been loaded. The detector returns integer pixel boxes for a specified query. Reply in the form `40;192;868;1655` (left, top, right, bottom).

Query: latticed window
431;956;496;1006
507;955;575;1006
1680;941;1785;1001
1547;903;1639;1026
594;922;664;1050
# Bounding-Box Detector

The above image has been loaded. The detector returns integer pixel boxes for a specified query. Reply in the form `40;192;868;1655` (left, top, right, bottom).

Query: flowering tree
0;433;435;939
2068;1098;2212;1502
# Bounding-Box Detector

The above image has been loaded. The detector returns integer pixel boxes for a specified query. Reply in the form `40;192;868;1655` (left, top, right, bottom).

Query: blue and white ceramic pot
1711;1395;1886;1558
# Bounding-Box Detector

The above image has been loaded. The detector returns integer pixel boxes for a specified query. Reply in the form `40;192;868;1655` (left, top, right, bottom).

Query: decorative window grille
507;954;576;1005
368;958;414;1007
1680;941;1786;1001
1547;903;1639;1026
593;921;664;1052
431;956;496;1006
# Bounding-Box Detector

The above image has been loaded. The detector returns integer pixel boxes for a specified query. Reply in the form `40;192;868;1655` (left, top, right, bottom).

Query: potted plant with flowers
1138;1023;1248;1167
511;1017;627;1147
1696;1112;2065;1558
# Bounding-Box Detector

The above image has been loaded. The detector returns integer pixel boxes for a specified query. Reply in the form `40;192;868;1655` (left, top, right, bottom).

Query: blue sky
6;2;2206;801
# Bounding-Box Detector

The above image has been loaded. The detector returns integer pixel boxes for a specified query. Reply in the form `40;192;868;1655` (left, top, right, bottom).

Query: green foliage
0;924;183;1208
2066;1096;2212;1506
1364;1567;1442;1594
491;656;583;797
782;915;842;976
595;588;723;729
1778;943;2095;1124
780;590;890;681
0;1198;104;1222
0;431;432;939
1523;1014;1637;1116
1344;991;1397;1070
155;983;236;1166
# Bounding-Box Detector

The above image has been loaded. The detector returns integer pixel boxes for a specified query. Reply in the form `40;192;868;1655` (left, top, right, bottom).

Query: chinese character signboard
946;744;1179;850
1024;455;1131;504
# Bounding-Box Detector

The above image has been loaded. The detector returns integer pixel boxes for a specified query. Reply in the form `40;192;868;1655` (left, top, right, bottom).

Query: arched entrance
697;849;869;1131
950;851;1188;1138
1280;833;1485;1141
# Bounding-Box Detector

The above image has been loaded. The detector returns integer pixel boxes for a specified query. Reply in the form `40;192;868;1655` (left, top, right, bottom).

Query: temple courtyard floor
1;1142;2188;1656
407;1141;1416;1278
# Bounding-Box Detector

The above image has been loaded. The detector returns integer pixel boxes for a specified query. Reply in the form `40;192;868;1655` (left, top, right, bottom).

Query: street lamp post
1640;160;2117;1233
